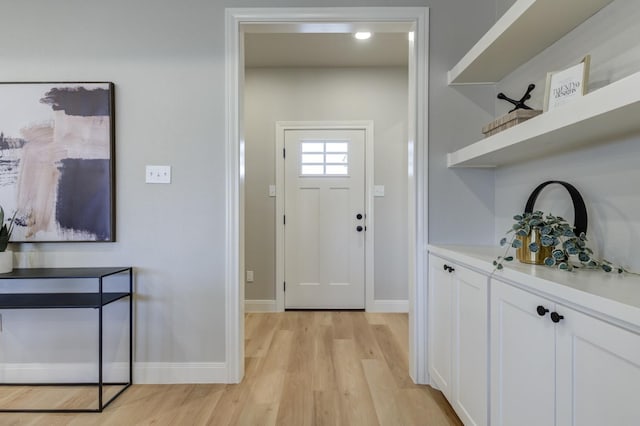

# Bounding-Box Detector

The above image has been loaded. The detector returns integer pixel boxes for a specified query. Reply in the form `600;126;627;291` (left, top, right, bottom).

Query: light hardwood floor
0;312;461;425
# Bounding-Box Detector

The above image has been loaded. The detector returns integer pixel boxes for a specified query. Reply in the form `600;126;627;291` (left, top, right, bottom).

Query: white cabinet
491;278;640;426
490;279;556;426
555;305;640;426
429;254;488;426
428;255;453;398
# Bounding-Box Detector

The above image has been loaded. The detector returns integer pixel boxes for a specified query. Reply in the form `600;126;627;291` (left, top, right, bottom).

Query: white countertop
428;244;640;330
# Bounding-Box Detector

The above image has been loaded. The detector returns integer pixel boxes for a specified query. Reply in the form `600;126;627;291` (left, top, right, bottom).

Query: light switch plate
246;270;254;283
374;185;385;197
269;185;276;197
146;165;171;184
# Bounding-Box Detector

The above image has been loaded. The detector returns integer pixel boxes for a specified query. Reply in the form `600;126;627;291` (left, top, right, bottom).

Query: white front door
284;128;366;309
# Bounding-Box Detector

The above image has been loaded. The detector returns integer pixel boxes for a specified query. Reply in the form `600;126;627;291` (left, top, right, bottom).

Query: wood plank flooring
0;312;461;425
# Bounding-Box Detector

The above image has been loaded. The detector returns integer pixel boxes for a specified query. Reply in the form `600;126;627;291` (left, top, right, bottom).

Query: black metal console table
0;267;132;413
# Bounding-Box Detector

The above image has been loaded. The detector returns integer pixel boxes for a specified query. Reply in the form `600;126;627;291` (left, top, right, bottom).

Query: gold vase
516;230;552;265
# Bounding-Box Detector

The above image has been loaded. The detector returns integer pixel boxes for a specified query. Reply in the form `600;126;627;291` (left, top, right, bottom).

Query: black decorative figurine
497;83;536;113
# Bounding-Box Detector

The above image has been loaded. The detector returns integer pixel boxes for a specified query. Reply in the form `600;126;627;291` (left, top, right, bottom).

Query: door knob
550;312;564;323
356;213;363;220
356;226;364;232
536;305;549;317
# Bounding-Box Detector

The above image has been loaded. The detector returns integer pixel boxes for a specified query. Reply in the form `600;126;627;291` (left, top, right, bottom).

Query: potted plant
0;206;17;273
494;210;626;273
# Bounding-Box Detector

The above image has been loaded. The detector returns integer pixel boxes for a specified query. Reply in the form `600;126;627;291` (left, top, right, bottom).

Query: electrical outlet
246;270;254;283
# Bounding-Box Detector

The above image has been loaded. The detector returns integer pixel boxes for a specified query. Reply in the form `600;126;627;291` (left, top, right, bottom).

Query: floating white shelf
447;0;614;85
447;71;640;168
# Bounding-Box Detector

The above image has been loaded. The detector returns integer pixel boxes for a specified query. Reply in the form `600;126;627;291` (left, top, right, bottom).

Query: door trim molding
225;6;429;385
275;121;374;312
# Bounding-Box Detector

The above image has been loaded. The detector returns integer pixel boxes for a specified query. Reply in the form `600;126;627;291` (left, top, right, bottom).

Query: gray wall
494;0;640;271
244;67;409;301
0;0;495;371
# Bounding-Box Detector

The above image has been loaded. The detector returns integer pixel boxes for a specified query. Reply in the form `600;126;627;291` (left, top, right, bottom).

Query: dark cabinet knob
356;213;363;220
443;264;455;273
536;305;549;317
356;226;363;232
550;312;564;323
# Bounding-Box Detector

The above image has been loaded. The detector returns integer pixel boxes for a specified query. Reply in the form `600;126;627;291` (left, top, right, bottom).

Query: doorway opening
225;7;429;384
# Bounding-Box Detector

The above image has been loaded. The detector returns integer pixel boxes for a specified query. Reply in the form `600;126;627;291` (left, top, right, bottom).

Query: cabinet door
452;266;488;426
490;280;555;426
428;255;454;398
556;306;640;426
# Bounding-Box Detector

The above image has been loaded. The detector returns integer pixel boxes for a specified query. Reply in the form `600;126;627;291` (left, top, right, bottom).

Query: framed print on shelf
0;82;115;242
544;55;590;112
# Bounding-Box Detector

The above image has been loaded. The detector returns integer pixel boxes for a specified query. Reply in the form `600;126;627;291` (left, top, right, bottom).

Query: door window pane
326;153;348;164
326;165;349;175
299;140;349;176
301;164;325;175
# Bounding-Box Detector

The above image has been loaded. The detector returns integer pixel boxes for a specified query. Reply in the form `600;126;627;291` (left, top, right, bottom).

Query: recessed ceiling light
354;32;372;40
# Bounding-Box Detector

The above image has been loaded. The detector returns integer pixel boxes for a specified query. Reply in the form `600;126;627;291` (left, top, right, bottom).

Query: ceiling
244;33;409;68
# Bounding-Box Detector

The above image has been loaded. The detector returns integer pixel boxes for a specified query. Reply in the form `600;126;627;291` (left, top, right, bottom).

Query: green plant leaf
504;256;513;261
500;237;507;246
552;249;565;260
513;215;523;221
578;252;590;262
602;264;612;273
511;239;523;249
496;264;503;270
544;257;556;267
558;262;569;270
541;235;555;247
528;242;539;253
540;226;551;235
516;229;528;237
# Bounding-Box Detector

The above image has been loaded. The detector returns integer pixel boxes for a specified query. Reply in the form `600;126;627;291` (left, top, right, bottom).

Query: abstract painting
0;82;114;242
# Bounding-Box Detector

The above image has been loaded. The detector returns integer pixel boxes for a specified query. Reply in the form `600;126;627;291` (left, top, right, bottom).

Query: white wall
494;0;640;271
0;0;496;382
244;67;408;302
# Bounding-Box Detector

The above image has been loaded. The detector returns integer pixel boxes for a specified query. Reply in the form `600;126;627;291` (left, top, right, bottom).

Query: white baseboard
368;299;409;313
245;299;407;313
134;362;228;384
0;362;128;383
0;362;228;384
245;299;277;312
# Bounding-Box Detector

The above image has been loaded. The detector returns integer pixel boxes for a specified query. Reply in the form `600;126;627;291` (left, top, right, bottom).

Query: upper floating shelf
447;71;640;168
447;0;614;85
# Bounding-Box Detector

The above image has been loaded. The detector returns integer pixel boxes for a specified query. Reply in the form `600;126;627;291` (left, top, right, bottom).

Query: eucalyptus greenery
0;206;17;252
494;211;626;273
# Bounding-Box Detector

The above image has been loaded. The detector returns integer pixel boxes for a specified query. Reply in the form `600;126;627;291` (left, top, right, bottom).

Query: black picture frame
0;82;115;242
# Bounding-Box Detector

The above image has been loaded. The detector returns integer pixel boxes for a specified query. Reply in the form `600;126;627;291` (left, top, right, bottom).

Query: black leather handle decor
524;181;588;236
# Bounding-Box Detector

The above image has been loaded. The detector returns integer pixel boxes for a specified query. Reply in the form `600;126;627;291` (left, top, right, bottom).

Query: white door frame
225;7;429;384
275;121;374;312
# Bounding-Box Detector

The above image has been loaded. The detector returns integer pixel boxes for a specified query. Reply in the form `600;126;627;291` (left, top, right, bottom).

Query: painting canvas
0;82;114;242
